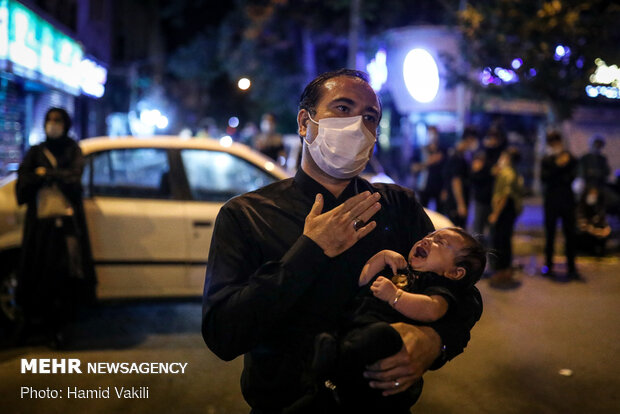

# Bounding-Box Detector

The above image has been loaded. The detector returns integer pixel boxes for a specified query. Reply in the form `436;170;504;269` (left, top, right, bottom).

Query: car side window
180;149;277;202
89;148;172;199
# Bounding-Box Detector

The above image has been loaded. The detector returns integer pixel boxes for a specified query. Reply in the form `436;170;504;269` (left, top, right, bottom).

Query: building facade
0;0;110;176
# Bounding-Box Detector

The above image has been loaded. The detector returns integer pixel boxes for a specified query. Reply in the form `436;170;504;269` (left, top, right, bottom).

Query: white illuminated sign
403;48;439;103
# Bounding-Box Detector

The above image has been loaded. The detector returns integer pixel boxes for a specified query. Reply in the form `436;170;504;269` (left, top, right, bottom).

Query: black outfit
413;145;445;210
254;132;285;162
202;169;483;413
576;195;610;256
310;270;465;413
15;137;96;342
579;152;610;189
491;199;517;270
470;146;501;237
442;151;470;228
540;151;578;273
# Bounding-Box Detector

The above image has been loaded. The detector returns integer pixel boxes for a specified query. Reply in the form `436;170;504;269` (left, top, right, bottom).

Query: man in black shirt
540;131;580;279
442;132;478;228
202;69;483;413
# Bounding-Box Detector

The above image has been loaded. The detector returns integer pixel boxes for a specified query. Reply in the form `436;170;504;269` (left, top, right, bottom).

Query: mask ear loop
303;114;320;145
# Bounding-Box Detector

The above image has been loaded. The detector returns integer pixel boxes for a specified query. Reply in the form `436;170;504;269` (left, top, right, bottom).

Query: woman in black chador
15;107;95;347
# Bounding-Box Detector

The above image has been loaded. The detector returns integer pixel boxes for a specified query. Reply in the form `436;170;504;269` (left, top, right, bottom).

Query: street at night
1;1;620;413
1;199;619;414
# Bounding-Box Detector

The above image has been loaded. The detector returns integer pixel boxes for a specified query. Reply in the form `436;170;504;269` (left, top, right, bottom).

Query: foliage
161;0;461;131
457;0;620;119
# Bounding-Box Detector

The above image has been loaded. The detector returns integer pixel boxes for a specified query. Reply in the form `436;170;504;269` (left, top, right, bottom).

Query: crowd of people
410;125;615;288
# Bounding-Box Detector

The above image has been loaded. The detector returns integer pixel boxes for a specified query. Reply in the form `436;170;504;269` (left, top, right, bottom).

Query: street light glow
238;78;251;90
403;48;440;103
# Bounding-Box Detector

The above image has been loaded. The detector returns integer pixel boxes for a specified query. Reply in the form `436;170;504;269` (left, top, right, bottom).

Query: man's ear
297;109;310;138
445;266;466;281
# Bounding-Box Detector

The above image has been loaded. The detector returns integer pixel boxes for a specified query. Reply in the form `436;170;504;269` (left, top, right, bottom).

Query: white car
0;137;451;323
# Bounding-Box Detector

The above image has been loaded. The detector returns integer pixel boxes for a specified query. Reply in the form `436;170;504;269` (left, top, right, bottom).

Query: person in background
441;131;478;228
470;127;505;242
576;186;611;257
253;112;286;165
411;126;445;211
15;107;96;348
540;131;580;280
578;134;610;191
488;147;524;288
202;69;482;413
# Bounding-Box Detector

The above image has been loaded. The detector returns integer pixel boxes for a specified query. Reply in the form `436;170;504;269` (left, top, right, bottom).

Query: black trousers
543;198;577;271
491;199;517;270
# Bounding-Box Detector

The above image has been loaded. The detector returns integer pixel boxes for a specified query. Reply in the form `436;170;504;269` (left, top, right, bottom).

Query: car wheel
0;259;19;326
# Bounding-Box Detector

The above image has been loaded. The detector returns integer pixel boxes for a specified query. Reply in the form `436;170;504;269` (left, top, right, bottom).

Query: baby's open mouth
414;246;428;258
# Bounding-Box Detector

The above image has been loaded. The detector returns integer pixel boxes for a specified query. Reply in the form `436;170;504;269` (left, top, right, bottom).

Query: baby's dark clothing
311;270;463;412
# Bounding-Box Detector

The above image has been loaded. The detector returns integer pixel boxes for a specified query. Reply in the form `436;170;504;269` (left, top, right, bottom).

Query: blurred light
264;161;275;172
139;109;169;130
480;68;493;86
480;66;518;86
219;135;233;147
576;58;584;69
590;59;620;86
585;85;599;98
529;68;537;77
367;49;388;91
155;115;169;129
511;58;523;70
586;85;620;99
238;78;251;90
403;48;440;103
79;58;107;98
228;116;240;128
554;45;571;61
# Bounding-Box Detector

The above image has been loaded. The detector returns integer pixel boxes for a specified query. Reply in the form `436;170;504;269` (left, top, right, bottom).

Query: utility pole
348;0;361;69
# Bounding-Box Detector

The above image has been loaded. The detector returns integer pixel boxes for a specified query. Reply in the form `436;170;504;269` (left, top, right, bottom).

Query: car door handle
193;221;213;228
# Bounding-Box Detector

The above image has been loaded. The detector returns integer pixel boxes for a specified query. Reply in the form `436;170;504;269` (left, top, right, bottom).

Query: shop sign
0;0;83;95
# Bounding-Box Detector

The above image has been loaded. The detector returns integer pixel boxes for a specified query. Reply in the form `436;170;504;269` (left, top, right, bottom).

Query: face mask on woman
45;123;64;139
304;115;376;179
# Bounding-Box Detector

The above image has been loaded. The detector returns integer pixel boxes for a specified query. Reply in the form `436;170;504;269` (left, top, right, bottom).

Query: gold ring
352;218;364;231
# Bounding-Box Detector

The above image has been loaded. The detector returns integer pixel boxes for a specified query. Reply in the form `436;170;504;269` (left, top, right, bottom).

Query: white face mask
304;115;376;179
45;123;64;139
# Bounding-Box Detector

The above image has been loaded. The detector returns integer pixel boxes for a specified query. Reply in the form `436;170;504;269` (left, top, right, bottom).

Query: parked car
0;137;452;324
361;157;454;229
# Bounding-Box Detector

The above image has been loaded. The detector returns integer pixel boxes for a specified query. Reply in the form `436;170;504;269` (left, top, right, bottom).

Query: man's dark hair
45;107;72;135
462;125;479;141
298;69;372;115
590;134;605;149
445;227;487;288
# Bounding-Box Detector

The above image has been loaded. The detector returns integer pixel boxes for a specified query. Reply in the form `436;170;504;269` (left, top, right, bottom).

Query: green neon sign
0;0;84;95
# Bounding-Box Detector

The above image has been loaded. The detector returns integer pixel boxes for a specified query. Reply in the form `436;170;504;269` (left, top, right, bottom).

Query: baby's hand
382;251;407;276
370;276;398;303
